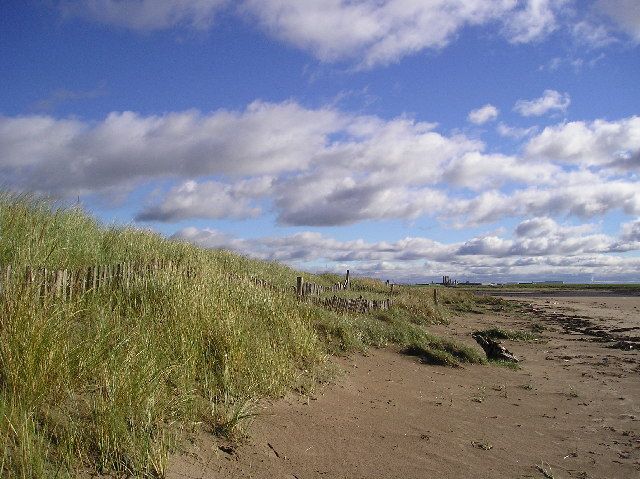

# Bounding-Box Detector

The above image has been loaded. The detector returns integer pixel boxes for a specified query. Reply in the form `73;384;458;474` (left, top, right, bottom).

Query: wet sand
168;293;639;479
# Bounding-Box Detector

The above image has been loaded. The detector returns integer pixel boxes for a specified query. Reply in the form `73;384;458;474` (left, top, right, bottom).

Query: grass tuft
475;327;539;341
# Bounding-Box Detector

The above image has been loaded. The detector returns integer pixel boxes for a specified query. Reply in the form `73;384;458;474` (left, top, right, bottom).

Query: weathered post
390;283;394;294
296;276;304;297
433;288;438;305
344;269;350;289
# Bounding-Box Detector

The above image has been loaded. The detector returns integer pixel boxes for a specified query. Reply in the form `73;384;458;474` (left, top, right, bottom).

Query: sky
1;0;639;284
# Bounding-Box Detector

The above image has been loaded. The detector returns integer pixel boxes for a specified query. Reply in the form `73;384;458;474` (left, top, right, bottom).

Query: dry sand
168;293;639;479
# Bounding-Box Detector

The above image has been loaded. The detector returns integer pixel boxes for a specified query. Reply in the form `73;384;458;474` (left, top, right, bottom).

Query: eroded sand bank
169;293;639;479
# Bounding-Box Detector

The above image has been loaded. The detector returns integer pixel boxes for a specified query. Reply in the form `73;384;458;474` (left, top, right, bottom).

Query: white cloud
136;178;270;222
514;89;571;117
449;180;640;225
501;0;565;44
496;122;538;138
524;116;640;169
61;0;228;30
57;1;639;69
2;105;639;229
442;152;558;190
173;218;640;282
0;102;343;196
242;0;523;68
468;104;499;125
596;0;640;42
571;20;616;47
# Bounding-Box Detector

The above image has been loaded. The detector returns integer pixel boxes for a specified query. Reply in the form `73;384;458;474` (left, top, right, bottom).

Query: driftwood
472;333;519;362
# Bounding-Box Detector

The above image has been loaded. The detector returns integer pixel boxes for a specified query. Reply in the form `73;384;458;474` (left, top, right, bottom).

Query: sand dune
169;293;639;479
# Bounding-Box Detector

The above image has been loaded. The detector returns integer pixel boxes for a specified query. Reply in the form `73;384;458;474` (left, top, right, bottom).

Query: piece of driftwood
472;332;519;362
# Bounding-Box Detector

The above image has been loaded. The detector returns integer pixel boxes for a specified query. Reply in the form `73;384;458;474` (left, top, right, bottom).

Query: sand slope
169;294;639;479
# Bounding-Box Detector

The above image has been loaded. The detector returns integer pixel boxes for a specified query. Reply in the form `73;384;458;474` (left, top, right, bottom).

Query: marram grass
0;193;483;478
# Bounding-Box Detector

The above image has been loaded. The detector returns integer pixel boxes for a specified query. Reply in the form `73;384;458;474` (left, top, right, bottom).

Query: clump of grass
536;462;556;478
489;359;521;370
530;322;546;333
401;336;485;368
475;327;538;341
403;344;461;367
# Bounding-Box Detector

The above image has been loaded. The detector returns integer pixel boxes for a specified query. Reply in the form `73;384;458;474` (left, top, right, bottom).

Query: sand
168;293;639;479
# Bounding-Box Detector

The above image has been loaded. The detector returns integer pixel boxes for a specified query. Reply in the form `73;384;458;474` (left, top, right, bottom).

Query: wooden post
345;270;350;288
296;276;304;297
390;283;394;294
62;270;69;301
42;268;48;298
5;265;12;286
433;288;438;305
54;270;62;298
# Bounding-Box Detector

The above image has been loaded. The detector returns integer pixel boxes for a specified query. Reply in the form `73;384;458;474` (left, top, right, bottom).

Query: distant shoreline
476;289;640;298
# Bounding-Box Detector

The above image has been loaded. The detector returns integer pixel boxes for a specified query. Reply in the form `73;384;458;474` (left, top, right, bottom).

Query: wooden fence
295;274;349;297
0;259;193;301
311;295;392;314
1;262;393;314
294;271;393;314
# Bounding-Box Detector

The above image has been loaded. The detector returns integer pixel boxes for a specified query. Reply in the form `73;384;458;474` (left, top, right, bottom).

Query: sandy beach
168;292;639;479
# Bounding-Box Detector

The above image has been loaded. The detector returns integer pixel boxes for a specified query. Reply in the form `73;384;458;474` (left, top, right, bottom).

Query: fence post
390;283;394;294
433;288;438;305
344;270;350;289
296;276;304;297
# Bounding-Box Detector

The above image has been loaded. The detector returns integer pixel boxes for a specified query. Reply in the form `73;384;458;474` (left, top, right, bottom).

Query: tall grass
0;193;482;477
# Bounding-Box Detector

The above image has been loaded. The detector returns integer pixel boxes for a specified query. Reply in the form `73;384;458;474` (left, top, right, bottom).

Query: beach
169;291;639;479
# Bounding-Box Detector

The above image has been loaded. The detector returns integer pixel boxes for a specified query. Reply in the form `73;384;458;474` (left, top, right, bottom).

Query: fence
0;262;393;314
311;295;392;314
295;273;349;297
0;259;193;301
294;271;394;314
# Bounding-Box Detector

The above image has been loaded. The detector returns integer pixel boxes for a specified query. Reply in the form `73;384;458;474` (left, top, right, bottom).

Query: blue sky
1;0;639;283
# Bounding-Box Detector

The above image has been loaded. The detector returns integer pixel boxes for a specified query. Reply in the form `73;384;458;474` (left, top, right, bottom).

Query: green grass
474;327;539;341
488;359;521;370
0;193;486;477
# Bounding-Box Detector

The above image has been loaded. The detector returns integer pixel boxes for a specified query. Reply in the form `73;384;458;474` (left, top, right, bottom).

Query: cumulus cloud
136;178;271;222
172;217;640;282
0;101;342;196
501;0;565;44
442;152;558;190
571;20;617;47
514;89;571;117
449;181;640;225
611;218;640;251
467;104;499;125
2;104;639;229
596;0;640;42
56;1;639;68
524;116;640;169
61;0;228;31
242;0;525;68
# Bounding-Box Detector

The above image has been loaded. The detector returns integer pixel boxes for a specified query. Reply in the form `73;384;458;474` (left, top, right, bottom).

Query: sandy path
168;295;640;479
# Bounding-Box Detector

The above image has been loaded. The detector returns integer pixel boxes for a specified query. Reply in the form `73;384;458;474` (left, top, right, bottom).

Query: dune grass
475;327;539;341
0;193;484;478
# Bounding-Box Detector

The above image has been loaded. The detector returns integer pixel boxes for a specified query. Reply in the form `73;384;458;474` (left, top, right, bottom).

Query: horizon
1;1;639;283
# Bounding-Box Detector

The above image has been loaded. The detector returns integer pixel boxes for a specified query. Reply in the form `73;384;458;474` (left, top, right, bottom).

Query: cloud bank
173;216;640;282
1;104;639;228
58;0;638;68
